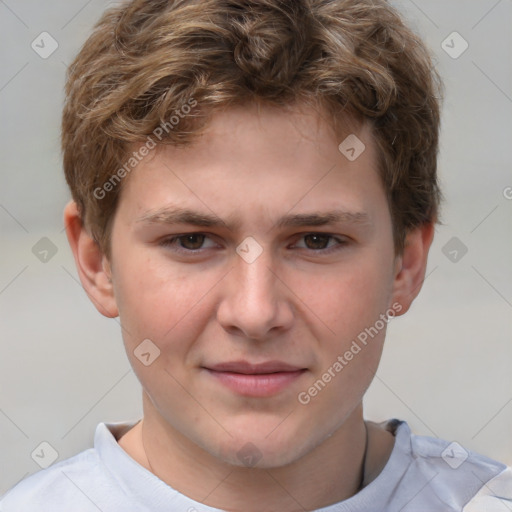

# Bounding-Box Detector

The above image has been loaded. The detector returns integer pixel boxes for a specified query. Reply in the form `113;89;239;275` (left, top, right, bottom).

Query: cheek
295;259;393;417
111;253;207;344
293;254;394;342
113;263;215;396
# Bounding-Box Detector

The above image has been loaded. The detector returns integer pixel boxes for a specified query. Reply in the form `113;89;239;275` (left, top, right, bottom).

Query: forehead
175;101;369;165
116;102;385;228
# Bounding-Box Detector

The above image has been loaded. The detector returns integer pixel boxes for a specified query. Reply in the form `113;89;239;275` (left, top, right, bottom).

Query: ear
391;222;435;316
63;200;118;318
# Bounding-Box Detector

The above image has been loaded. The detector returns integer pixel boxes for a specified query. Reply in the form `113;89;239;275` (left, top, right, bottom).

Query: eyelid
158;232;220;253
290;233;350;252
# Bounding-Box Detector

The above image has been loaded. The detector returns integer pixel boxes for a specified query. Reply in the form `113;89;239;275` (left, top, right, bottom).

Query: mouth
202;360;308;397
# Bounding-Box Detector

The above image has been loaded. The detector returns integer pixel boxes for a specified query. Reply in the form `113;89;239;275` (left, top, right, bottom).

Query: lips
206;360;305;374
203;360;307;397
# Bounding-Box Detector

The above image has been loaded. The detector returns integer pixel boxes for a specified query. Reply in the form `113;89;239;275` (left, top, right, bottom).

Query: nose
216;246;294;341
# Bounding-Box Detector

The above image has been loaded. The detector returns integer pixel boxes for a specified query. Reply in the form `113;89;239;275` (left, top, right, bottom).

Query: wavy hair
62;0;443;255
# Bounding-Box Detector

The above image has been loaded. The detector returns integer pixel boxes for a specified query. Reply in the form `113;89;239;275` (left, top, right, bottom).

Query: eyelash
158;232;349;255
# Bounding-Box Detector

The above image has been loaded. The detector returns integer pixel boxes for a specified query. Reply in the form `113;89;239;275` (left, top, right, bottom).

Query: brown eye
178;234;206;250
303;234;331;250
159;232;219;255
292;233;349;254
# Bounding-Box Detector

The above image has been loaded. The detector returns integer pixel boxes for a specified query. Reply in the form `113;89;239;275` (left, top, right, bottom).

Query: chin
211;421;319;469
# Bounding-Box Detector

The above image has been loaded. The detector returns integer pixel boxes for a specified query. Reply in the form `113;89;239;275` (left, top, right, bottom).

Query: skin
65;102;434;511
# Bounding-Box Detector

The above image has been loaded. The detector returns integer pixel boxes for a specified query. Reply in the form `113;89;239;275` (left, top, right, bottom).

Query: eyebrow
136;207;371;231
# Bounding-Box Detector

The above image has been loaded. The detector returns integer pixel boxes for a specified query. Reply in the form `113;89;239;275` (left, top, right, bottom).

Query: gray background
1;0;511;496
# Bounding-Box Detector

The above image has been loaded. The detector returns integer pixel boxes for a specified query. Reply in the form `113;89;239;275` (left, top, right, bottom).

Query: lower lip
205;369;307;397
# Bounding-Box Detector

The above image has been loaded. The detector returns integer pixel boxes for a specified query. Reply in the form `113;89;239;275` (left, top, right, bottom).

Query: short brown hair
62;0;442;256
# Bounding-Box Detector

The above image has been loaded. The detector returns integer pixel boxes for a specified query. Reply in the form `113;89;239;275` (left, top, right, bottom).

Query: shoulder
463;466;512;511
388;419;512;511
0;421;142;512
0;448;107;512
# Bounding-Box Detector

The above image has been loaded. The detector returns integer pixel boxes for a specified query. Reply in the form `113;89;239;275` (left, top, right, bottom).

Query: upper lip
205;361;306;374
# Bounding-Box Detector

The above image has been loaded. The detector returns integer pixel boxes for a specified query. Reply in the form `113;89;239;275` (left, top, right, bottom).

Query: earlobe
63;201;119;318
391;222;435;316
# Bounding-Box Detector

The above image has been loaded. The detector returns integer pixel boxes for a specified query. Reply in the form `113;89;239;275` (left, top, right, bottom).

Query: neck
126;393;376;511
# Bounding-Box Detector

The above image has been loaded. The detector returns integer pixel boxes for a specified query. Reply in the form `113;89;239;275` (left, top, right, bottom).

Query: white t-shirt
1;418;511;511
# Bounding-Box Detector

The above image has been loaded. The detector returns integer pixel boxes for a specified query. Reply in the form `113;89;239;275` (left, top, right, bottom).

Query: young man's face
76;103;427;468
